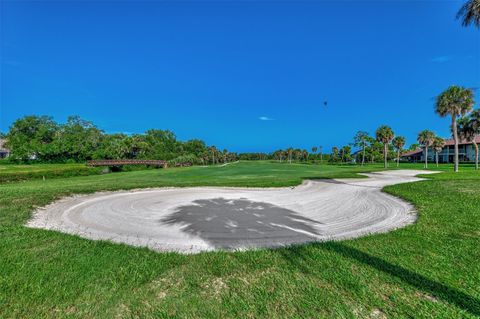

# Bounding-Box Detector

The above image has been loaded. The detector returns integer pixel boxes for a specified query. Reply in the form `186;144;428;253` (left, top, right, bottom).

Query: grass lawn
0;161;478;318
0;162;102;183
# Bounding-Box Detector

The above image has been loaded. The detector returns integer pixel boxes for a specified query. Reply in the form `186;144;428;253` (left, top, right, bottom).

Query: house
401;136;479;163
0;139;10;159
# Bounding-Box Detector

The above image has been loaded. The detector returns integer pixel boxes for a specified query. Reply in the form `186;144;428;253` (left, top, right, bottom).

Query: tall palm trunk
397;149;400;167
436;152;439;167
474;141;479;170
452;115;459;172
384;143;388;168
424;146;428;169
362;141;365;166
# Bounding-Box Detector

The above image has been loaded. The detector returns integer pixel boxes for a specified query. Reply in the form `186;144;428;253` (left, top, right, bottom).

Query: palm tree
311;146;317;163
457;0;480;28
295;149;303;162
209;146;216;165
408;143;421;151
375;125;394;168
274;150;284;162
473;110;480;169
222;149;228;164
435;86;475;172
392;136;406;167
341;145;352;163
287;148;293;164
331;146;339;163
417;130;435;169
432;137;446;168
354;131;369;166
458;111;480;170
201;151;210;166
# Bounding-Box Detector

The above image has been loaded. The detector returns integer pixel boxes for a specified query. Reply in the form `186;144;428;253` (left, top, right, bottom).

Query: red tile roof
401;149;423;157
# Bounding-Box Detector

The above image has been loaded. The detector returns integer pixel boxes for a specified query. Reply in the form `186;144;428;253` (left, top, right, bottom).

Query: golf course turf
0;161;479;318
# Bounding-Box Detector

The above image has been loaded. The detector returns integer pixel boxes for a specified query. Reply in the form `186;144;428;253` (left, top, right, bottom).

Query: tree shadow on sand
279;242;480;317
160;197;322;250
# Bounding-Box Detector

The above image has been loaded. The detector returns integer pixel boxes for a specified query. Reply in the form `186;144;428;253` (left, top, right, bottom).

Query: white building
0;139;10;159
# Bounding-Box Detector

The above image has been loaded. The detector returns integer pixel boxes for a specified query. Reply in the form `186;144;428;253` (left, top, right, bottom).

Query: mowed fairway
0;161;479;318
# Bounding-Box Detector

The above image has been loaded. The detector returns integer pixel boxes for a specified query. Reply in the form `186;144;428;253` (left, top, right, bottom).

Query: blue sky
1;1;479;152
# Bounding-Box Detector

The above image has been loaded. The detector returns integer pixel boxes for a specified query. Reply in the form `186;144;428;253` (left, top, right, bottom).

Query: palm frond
457;0;480;28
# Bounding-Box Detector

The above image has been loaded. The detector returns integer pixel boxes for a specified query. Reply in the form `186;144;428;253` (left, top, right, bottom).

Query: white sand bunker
27;170;437;253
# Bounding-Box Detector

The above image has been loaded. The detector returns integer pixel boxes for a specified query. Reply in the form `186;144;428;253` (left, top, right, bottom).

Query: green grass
0;163;103;183
0;161;478;318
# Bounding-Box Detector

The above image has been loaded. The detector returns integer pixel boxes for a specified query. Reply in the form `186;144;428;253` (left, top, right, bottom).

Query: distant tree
330;146;340;163
431;137;446;168
319;146;323;164
302;149;309;162
222;149;228;164
6;115;58;162
354;131;369;166
272;150;282;162
294;149;302;161
183;139;207;156
392;136;406;167
287;148;293;164
436;86;475;172
143;129;180;160
363;136;377;163
375;125;394;168
458;111;480;170
209;146;217;165
408;143;421;151
93;133;127;159
311;146;317;163
128;134;150;159
340;145;352;163
417;130;436;169
238;152;268;161
57;116;105;161
457;0;480;28
228;152;238;162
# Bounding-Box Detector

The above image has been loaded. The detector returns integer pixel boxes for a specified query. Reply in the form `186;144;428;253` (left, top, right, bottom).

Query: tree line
346;86;479;171
3;115;238;165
